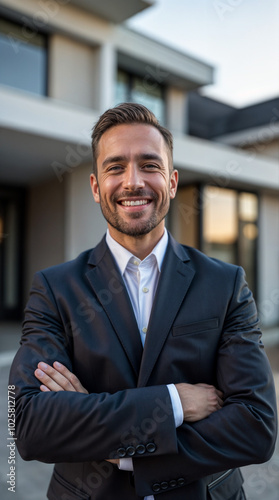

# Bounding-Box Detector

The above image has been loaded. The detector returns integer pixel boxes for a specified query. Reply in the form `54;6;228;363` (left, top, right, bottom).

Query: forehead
97;123;168;160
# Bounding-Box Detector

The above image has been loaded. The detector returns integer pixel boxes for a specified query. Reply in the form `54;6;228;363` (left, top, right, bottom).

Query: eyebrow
101;153;164;169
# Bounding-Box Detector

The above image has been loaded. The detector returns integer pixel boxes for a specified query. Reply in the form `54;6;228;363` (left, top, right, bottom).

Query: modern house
0;0;278;340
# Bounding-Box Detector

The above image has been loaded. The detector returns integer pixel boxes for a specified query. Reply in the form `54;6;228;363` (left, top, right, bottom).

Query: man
10;103;277;500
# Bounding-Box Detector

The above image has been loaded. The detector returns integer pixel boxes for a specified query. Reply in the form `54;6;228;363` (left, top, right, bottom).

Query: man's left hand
34;361;88;394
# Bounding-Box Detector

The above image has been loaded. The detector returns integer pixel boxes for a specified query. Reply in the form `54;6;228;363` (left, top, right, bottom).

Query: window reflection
203;187;238;264
0;18;47;95
173;185;259;297
202;186;258;296
115;69;165;124
239;192;258;222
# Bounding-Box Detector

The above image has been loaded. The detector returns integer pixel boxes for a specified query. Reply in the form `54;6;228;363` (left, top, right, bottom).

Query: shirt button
133;260;140;266
142;327;147;333
142;287;149;293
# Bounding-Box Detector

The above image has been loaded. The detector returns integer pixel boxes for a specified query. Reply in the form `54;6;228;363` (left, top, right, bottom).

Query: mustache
112;190;158;202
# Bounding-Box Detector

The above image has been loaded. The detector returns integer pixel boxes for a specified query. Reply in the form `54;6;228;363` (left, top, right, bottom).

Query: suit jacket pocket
172;318;219;336
47;469;90;500
207;468;244;500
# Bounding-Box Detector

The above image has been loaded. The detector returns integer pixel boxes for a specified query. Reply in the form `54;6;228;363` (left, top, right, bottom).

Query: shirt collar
106;228;168;276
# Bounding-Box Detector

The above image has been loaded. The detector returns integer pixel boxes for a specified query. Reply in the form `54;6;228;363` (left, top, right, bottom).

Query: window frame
115;67;167;125
0;14;49;96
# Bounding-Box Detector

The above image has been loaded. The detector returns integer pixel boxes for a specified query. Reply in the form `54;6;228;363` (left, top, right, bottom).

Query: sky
126;0;279;108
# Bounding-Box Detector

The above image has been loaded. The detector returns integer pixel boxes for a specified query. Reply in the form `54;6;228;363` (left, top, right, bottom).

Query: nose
122;164;145;190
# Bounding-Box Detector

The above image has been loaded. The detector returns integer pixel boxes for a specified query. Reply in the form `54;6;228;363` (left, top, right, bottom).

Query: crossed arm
34;361;224;466
35;361;224;422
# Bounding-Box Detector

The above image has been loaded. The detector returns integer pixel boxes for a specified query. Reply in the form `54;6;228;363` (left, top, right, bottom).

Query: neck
108;223;165;260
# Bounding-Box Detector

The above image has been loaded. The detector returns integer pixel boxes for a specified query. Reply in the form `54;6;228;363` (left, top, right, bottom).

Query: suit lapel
86;238;143;377
138;235;195;387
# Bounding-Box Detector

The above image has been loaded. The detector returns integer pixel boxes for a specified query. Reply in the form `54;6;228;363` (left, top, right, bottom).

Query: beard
98;189;170;237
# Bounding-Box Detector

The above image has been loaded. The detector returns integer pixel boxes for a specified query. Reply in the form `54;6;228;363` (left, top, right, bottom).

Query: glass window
202;186;258;296
131;77;165;124
0;18;47;95
0;187;25;320
115;69;129;105
203;187;238;264
238;193;258;295
171;185;259;297
115;69;165;124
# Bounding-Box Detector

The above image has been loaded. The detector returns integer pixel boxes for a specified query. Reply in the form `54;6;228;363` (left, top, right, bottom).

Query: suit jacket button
160;481;168;490
136;444;146;455
152;483;161;492
177;477;185;486
169;479;177;488
126;446;136;457
117;448;126;458
146;442;156;453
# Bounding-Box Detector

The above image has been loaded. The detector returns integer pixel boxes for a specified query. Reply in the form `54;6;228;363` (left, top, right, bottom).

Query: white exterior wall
25;178;65;300
49;34;100;109
258;194;279;327
65;164;106;261
166;88;188;134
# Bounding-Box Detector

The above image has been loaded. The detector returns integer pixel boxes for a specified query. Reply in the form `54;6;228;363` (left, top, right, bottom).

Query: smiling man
90;121;178;258
10;103;277;500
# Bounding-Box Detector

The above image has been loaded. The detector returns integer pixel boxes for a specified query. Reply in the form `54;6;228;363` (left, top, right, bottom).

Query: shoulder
42;249;92;274
34;236;107;286
171;235;242;281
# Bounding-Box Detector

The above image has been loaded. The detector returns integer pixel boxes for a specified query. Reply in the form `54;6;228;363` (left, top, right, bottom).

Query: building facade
0;0;278;339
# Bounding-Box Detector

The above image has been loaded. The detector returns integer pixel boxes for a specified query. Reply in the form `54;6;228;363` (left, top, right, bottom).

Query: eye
107;165;123;172
142;163;159;170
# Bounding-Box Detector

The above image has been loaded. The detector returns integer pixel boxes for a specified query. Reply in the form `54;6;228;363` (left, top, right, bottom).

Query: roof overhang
68;0;155;23
0;86;96;185
115;27;214;90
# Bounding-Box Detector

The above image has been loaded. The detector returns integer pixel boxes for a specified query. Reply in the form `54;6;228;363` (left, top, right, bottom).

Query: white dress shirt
106;229;183;500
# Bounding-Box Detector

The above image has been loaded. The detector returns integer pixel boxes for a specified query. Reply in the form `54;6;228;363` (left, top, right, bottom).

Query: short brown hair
91;102;173;176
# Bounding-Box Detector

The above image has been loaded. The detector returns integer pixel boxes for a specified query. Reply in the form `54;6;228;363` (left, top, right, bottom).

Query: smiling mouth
119;200;150;207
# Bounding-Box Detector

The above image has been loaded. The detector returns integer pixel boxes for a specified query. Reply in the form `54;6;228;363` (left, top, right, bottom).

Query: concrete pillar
98;42;117;112
166;87;188;135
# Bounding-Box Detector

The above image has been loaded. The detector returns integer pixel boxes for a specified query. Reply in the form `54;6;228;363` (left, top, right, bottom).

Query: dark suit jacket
9;234;277;499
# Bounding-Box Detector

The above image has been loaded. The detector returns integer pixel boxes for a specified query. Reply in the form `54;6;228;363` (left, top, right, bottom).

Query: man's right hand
175;383;223;422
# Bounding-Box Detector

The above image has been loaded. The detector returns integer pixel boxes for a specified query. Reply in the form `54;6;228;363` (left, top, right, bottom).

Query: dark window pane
0;18;47;95
115;69;129;104
115;69;165;124
131;77;165;123
203;186;238;264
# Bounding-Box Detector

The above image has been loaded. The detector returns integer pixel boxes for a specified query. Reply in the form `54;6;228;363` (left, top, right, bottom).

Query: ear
90;174;100;203
169;169;178;200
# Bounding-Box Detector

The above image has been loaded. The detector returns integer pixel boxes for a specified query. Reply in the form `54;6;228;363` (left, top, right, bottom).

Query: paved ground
0;323;278;500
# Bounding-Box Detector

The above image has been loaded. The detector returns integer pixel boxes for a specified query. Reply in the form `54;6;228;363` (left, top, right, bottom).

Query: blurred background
0;0;278;498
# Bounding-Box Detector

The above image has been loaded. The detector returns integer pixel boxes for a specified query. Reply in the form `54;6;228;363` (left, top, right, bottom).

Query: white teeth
121;200;149;206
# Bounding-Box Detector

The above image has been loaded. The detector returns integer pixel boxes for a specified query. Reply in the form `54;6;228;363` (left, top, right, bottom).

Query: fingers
35;366;66;392
34;362;88;394
52;362;88;394
196;383;224;413
196;383;224;404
